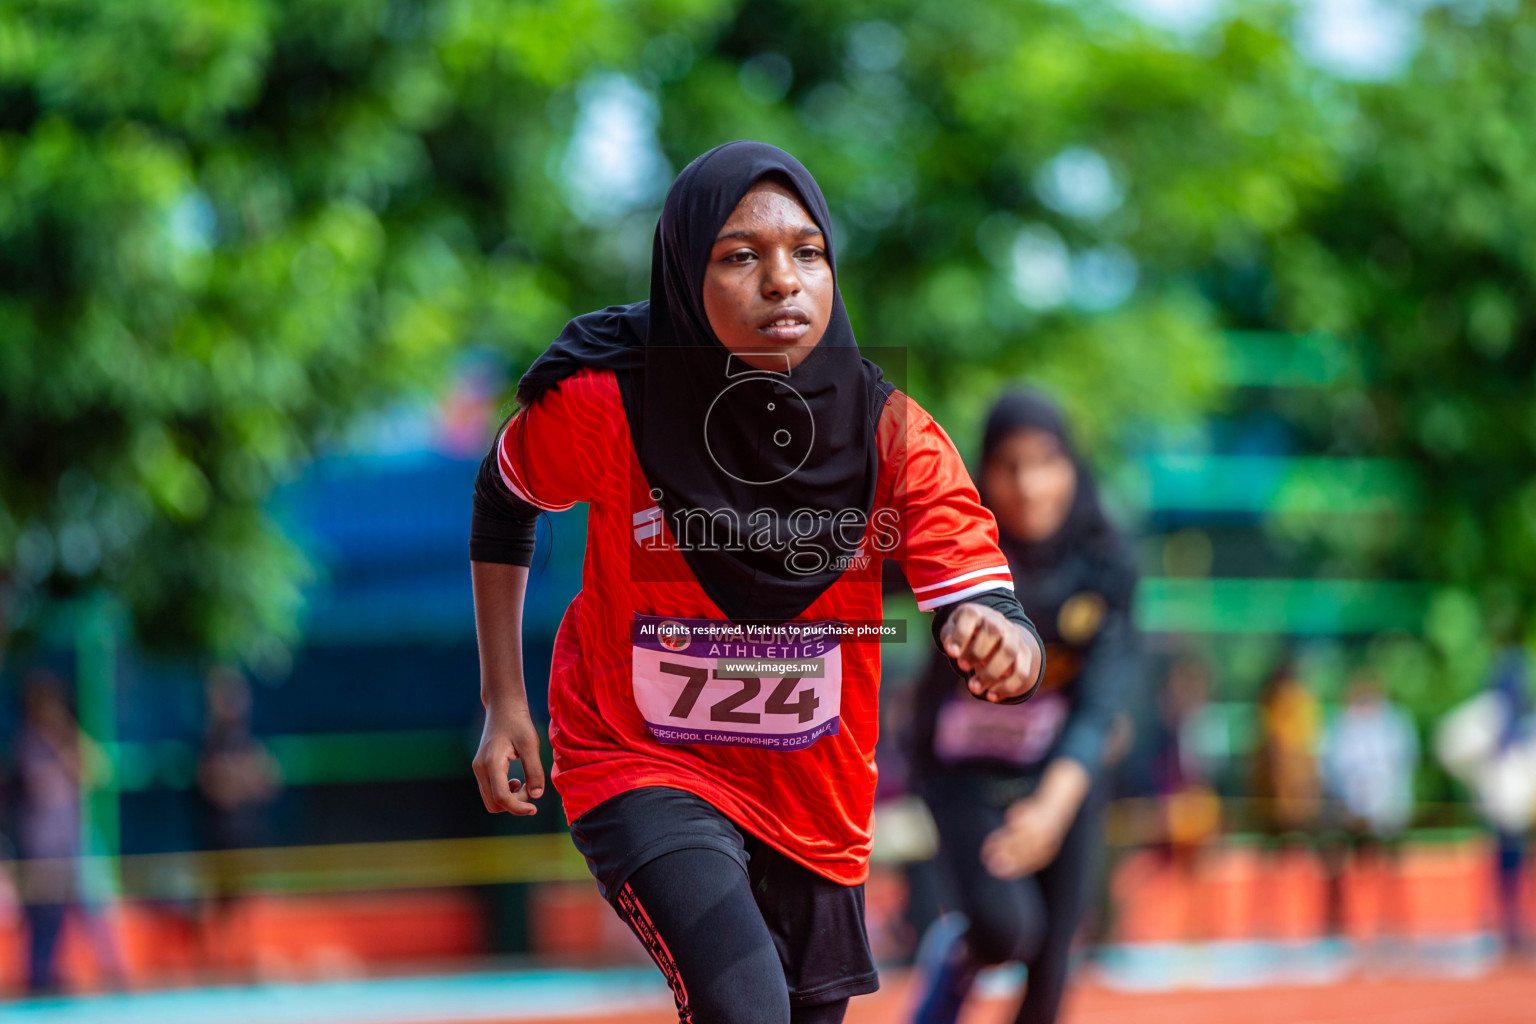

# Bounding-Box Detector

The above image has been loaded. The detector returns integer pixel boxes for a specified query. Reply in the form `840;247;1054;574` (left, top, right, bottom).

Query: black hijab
978;389;1128;581
515;141;892;623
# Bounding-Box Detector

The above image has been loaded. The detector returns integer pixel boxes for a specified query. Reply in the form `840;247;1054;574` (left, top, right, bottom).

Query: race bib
631;614;843;751
933;691;1068;768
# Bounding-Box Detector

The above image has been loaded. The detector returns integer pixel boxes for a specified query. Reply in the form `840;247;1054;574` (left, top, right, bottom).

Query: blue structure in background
116;445;587;858
281;450;584;649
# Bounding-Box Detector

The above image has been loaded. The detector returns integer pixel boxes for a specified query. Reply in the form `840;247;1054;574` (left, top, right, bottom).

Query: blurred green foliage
0;0;733;657
0;0;1532;709
1261;5;1536;714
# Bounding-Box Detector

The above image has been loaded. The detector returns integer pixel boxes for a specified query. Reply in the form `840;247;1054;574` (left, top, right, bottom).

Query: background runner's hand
980;794;1071;879
472;703;545;816
980;757;1091;878
940;602;1039;702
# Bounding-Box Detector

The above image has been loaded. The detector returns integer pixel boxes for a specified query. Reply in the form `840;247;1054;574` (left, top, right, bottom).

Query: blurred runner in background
907;389;1139;1024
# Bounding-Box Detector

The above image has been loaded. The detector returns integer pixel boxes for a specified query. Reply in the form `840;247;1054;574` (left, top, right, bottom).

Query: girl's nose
761;252;801;298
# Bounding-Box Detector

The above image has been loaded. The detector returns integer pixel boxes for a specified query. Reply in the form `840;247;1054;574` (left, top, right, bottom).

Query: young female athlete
469;141;1045;1024
908;390;1139;1024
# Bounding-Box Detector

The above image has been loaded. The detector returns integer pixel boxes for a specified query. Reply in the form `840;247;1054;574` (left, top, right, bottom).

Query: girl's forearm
1035;755;1091;822
472;561;532;710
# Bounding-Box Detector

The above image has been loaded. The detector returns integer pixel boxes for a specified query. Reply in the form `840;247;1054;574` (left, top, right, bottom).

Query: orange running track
446;965;1536;1024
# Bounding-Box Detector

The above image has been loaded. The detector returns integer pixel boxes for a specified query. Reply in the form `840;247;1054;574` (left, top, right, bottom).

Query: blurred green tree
1262;4;1536;715
0;0;731;658
0;0;1344;660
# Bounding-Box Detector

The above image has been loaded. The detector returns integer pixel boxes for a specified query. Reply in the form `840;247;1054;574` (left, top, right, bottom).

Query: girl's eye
723;251;756;264
796;247;825;261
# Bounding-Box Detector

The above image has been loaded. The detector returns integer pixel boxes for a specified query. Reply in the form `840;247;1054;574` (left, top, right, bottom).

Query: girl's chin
723;338;824;370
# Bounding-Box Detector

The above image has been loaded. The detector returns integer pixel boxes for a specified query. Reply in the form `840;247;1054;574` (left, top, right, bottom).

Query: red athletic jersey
496;368;1013;884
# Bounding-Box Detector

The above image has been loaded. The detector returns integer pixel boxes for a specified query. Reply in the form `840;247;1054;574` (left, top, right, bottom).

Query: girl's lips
758;320;811;341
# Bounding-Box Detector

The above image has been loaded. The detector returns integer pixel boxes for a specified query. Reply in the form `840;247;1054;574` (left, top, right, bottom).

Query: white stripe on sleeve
910;565;1013;595
916;579;1015;612
498;425;577;512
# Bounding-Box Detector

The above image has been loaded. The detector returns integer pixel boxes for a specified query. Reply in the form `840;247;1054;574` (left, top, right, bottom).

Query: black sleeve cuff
469;444;541;566
929;588;1045;705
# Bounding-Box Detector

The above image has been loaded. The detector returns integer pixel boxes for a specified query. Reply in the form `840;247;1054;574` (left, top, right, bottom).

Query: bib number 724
658;662;821;725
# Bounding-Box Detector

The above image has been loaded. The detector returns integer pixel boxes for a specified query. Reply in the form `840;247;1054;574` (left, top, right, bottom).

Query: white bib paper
631;614;844;751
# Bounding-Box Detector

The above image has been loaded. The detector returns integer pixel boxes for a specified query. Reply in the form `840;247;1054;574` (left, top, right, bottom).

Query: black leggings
612;847;852;1024
921;770;1109;1024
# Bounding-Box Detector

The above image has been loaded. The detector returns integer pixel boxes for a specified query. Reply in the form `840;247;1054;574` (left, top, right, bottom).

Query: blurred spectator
1435;646;1536;954
13;672;122;994
195;666;281;977
1319;669;1418;939
1249;659;1322;938
1252;660;1322;837
1153;655;1221;940
1080;710;1137;949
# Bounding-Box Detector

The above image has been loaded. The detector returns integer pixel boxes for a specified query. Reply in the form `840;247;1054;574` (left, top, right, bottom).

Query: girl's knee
966;909;1043;965
790;997;849;1024
686;981;790;1024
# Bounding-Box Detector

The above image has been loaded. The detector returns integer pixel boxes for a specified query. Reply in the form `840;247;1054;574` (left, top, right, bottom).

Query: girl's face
981;428;1078;543
702;178;833;372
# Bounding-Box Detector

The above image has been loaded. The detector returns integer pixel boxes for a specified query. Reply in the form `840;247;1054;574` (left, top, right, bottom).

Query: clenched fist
939;602;1041;703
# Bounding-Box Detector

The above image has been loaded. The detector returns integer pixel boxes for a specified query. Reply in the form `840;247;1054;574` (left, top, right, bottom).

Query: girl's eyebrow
713;224;824;243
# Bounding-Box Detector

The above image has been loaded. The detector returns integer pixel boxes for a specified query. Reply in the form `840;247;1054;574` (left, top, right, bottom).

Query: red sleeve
495;369;615;511
881;393;1015;612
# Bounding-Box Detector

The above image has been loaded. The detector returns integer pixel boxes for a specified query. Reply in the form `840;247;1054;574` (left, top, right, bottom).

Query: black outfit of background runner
908;390;1139;1024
